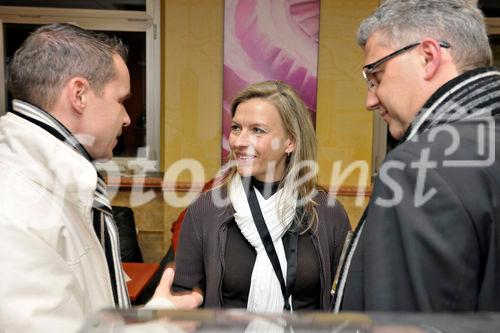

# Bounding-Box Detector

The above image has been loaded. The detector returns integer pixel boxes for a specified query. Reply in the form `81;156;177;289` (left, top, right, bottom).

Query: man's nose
123;110;131;127
365;90;379;112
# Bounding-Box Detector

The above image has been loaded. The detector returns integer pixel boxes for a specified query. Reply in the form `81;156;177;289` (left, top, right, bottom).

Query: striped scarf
11;99;130;309
403;67;500;142
333;67;500;312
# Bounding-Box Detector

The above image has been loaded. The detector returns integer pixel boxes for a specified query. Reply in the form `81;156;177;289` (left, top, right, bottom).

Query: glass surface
81;308;500;333
82;308;373;333
3;23;146;158
0;0;146;11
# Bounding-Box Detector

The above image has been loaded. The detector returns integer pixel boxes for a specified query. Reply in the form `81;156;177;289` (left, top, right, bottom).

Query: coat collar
0;112;97;212
401;67;500;142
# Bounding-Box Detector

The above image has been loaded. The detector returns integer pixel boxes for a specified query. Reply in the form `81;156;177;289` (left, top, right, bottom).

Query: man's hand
152;267;203;309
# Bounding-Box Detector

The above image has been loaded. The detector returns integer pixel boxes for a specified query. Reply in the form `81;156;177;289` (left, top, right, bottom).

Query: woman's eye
253;127;265;134
231;124;240;132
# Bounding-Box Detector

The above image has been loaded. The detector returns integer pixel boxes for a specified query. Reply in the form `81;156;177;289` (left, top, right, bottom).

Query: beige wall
118;0;379;262
316;0;378;227
317;0;376;188
162;0;223;181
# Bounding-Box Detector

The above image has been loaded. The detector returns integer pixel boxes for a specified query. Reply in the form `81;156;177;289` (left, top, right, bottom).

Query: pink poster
222;0;320;158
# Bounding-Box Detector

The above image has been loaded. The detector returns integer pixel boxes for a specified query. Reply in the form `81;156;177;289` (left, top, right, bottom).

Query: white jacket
0;113;115;332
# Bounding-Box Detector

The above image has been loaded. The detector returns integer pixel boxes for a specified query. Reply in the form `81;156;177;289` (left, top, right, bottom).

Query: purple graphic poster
222;0;320;158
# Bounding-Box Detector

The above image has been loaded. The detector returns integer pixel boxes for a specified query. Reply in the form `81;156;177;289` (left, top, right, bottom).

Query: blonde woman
164;81;350;312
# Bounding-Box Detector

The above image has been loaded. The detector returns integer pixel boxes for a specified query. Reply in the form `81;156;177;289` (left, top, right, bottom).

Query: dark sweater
173;185;351;310
221;220;321;309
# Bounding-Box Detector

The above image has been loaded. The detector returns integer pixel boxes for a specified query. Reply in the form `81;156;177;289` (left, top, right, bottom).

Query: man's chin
101;153;114;162
388;126;404;141
90;152;113;163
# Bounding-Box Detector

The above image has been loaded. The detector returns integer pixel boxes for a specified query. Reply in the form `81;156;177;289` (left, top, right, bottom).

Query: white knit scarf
229;174;296;313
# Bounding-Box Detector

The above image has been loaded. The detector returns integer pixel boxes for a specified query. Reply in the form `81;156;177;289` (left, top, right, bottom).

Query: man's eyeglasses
362;40;451;91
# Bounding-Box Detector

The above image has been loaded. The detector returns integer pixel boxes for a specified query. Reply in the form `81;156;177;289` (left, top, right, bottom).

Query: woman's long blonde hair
219;80;319;232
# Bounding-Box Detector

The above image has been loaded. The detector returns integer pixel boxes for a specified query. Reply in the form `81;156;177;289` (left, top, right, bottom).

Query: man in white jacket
0;23;203;332
0;23;133;332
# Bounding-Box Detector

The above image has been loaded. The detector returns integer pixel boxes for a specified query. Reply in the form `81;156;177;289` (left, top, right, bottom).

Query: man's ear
420;38;444;81
66;77;89;114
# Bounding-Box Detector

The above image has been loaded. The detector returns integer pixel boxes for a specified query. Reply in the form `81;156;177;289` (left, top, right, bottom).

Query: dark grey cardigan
173;187;351;309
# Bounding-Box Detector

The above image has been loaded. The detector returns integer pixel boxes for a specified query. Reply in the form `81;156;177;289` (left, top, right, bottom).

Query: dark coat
173;187;351;309
342;115;500;311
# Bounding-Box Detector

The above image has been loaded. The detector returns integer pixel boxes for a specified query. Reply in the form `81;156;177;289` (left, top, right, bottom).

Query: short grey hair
357;0;492;72
8;23;128;110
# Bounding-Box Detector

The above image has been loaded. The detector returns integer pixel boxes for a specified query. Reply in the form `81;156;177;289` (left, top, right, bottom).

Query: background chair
112;206;144;263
